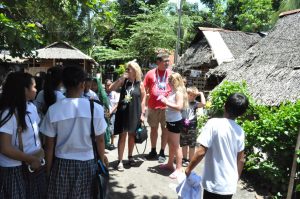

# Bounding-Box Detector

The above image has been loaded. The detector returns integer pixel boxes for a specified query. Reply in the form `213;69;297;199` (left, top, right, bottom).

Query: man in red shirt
144;53;172;162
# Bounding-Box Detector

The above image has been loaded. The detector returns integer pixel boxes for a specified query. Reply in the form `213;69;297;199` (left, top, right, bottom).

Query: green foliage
279;0;300;11
127;6;177;65
227;0;275;32
200;0;275;31
208;81;254;117
198;80;300;196
114;64;126;76
0;2;43;56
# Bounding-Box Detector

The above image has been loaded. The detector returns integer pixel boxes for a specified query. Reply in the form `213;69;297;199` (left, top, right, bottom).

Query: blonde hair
127;60;143;81
168;72;189;108
187;86;199;96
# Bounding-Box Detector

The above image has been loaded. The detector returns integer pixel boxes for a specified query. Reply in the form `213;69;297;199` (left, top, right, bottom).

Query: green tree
199;0;275;31
226;0;274;32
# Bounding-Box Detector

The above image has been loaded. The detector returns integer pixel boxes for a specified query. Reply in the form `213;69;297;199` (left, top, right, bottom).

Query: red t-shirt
143;68;172;109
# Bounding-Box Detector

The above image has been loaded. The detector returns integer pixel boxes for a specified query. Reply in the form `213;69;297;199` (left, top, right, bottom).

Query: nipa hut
0;50;27;86
207;9;300;106
177;27;263;92
26;41;98;75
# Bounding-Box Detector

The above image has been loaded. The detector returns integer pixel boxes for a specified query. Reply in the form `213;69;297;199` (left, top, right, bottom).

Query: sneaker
116;161;124;171
107;144;116;151
182;159;190;167
146;151;158;160
158;154;166;163
128;156;136;166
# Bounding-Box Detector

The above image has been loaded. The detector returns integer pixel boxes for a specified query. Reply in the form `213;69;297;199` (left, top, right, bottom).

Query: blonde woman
159;72;188;179
109;60;146;171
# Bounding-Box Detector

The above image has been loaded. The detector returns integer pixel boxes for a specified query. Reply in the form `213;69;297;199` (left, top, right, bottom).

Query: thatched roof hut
26;41;97;75
35;41;95;62
177;27;262;91
207;10;300;106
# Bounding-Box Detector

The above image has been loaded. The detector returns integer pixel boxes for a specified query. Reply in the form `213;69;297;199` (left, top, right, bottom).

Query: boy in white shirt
185;93;249;199
82;76;100;100
40;66;107;198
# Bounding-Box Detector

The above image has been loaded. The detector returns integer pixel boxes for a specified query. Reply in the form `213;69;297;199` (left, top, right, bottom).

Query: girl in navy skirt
40;66;107;199
0;72;46;199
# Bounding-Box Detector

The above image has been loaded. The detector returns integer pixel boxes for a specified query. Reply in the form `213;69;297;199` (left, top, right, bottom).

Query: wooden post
83;59;86;72
287;128;300;199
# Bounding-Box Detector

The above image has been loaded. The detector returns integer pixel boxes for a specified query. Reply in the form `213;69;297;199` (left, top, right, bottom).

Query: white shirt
107;91;119;112
165;92;182;122
40;98;107;161
82;89;99;101
0;102;42;167
197;118;245;195
34;90;65;116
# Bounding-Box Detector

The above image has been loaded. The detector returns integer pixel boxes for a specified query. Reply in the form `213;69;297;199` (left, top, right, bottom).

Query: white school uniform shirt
40;98;107;161
34;90;65;116
197;118;245;195
165;92;182;122
107;91;119;112
82;89;99;101
0;102;42;167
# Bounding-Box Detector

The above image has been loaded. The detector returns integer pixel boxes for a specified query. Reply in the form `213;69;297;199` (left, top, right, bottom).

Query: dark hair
43;66;63;113
156;53;169;62
92;79;98;84
104;79;112;85
62;66;86;89
225;93;249;118
0;72;34;130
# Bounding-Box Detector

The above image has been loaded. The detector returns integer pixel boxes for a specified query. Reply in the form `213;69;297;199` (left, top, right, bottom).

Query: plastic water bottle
137;128;142;134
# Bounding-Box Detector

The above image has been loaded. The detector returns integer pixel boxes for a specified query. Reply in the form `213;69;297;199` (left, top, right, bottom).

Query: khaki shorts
147;108;166;128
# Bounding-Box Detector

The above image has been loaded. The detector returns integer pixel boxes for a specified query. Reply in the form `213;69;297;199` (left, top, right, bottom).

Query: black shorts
166;120;182;133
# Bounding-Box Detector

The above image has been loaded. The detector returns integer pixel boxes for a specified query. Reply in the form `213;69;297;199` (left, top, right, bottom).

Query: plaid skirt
0;165;47;199
23;165;47;199
47;158;98;199
0;166;26;199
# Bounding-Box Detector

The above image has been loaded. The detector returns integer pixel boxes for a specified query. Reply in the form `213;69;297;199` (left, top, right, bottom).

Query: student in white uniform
82;76;100;100
0;72;46;199
34;66;65;118
159;72;189;179
40;66;107;199
185;93;249;199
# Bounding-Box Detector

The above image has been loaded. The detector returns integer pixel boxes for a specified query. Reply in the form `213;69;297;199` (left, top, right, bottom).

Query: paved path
106;124;256;199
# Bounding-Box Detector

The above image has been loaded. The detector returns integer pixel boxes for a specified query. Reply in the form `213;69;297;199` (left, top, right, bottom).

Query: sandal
169;170;181;179
159;164;174;171
128;156;136;166
116;161;124;171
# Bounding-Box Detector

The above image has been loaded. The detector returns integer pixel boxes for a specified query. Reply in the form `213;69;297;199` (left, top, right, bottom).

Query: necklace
124;80;135;103
156;69;167;90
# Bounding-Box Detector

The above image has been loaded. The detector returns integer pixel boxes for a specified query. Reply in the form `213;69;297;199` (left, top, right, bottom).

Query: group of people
0;52;249;199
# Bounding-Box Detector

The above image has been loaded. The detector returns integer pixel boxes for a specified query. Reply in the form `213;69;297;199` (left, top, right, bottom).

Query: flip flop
159;164;175;171
169;170;179;179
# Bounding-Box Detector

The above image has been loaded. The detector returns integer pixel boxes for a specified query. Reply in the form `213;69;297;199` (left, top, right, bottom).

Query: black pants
203;189;233;199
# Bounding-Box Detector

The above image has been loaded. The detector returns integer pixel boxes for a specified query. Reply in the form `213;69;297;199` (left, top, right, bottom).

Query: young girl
40;66;107;198
181;87;206;167
159;72;188;179
34;66;65;118
108;61;146;171
0;72;46;199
